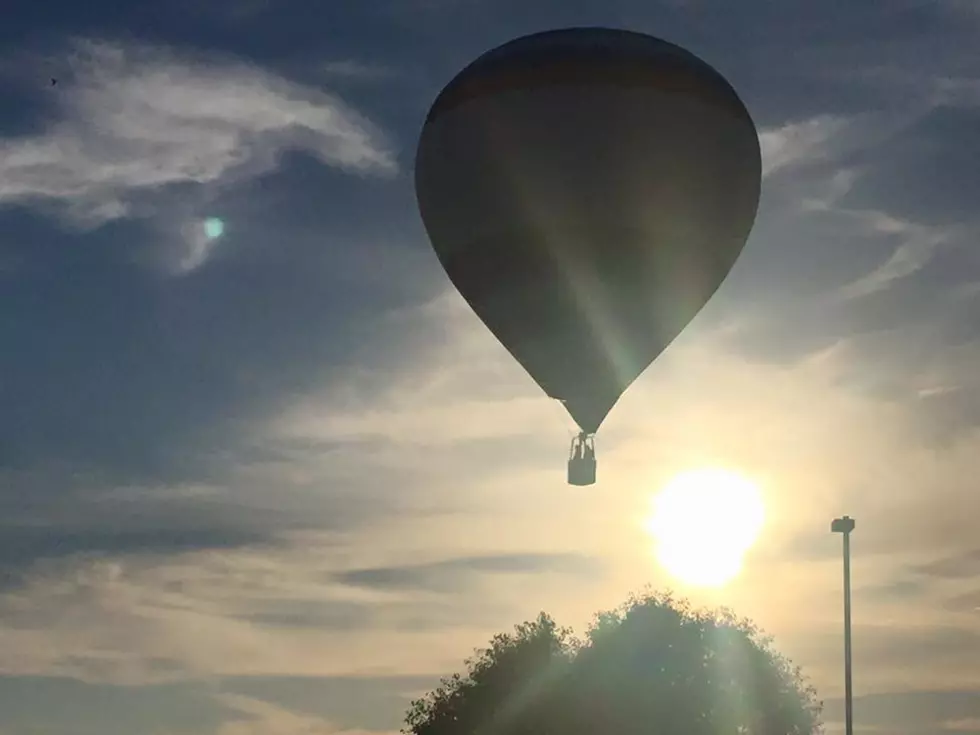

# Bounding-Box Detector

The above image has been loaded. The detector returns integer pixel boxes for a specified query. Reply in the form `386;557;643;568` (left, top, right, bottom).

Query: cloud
0;37;396;271
759;115;848;178
0;30;428;495
703;101;980;402
336;553;601;592
831;215;950;300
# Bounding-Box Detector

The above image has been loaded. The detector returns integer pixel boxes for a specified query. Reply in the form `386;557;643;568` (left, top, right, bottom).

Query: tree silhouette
404;589;822;735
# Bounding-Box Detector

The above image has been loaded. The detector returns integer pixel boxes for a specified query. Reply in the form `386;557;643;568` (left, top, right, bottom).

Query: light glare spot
204;217;224;239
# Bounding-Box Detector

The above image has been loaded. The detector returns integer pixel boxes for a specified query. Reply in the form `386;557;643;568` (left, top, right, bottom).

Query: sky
1;0;979;733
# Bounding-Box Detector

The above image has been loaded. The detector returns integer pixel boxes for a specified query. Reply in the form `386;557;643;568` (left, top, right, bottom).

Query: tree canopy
404;589;822;735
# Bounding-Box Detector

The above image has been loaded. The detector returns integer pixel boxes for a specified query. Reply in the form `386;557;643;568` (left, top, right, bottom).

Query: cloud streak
337;553;601;592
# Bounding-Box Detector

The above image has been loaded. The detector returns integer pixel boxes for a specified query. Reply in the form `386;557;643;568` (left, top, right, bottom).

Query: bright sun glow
645;468;765;588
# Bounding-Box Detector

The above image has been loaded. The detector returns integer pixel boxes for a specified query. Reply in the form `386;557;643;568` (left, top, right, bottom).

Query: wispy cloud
0;38;397;271
759;115;849;178
830;213;951;300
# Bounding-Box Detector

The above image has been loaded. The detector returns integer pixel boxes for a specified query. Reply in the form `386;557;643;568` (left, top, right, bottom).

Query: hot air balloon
414;27;761;486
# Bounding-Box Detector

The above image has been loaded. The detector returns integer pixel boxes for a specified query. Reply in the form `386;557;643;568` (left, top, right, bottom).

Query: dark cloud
337;553;602;592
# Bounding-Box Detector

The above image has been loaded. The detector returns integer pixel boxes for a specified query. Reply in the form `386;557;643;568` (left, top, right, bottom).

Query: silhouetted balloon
415;28;761;478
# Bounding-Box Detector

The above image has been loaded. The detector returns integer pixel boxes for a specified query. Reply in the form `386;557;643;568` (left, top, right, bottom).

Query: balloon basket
568;432;597;486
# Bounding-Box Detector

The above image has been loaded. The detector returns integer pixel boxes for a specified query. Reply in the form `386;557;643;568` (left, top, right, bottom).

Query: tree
404;589;822;735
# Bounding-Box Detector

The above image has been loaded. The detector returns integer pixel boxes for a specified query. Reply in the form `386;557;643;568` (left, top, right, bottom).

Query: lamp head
831;516;856;534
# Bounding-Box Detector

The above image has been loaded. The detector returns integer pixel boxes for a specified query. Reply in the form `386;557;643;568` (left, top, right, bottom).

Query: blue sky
1;0;980;733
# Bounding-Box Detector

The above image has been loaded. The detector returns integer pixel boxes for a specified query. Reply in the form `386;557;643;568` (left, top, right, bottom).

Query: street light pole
831;515;855;735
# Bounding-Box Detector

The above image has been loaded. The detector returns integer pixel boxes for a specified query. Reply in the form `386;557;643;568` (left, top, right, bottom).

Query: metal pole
831;515;855;735
842;529;853;735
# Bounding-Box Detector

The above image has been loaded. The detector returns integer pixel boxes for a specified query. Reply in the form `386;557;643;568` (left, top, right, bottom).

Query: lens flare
204;217;225;239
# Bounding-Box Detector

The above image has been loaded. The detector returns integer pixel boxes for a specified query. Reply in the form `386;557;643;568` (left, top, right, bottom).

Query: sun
645;468;765;588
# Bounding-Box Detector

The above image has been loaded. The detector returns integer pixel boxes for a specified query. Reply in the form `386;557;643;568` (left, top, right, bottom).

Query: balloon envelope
415;27;761;434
